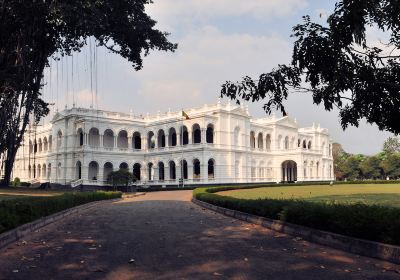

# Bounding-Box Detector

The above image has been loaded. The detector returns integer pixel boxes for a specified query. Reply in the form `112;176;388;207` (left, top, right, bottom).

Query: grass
193;184;400;245
217;184;400;208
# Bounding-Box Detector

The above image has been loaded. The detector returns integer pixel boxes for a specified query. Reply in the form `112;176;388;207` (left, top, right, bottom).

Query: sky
42;0;393;155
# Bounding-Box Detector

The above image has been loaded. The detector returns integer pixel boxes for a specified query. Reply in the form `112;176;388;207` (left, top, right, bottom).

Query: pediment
275;116;298;129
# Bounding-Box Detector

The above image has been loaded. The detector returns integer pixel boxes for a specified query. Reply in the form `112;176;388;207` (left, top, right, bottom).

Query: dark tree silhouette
0;0;177;186
221;0;400;133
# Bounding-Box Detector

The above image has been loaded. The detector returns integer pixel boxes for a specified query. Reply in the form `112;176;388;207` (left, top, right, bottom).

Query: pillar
201;128;206;143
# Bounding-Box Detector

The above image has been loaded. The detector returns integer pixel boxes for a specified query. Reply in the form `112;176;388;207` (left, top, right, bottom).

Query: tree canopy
0;0;176;185
221;0;400;134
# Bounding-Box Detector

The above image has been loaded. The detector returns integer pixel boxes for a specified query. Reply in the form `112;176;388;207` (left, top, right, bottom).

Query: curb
0;198;121;250
192;198;400;264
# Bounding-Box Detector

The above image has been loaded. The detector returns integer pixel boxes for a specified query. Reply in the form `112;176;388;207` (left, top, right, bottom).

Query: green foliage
107;169;135;188
194;186;400;245
0;191;121;233
383;136;400;154
12;177;20;187
0;0;177;186
221;0;400;134
359;156;382;179
380;153;400;179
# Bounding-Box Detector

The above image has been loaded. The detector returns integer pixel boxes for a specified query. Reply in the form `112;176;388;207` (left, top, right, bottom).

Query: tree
0;1;177;186
341;154;363;180
380;153;400;179
383;137;400;154
107;169;135;191
359;156;382;179
221;0;400;134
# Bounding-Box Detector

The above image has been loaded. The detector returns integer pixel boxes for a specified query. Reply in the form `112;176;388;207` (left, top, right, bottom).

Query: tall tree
0;1;177;186
381;153;400;179
221;0;400;134
383;136;400;154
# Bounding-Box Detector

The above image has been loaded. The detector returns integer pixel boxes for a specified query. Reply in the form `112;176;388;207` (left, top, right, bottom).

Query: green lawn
0;188;64;201
217;184;400;208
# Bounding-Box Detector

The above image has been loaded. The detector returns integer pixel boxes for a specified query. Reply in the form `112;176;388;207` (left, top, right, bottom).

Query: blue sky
42;0;392;155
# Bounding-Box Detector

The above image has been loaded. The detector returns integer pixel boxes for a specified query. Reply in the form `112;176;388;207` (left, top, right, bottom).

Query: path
0;191;399;280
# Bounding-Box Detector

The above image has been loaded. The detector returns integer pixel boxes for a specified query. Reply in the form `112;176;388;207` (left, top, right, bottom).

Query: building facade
12;102;334;187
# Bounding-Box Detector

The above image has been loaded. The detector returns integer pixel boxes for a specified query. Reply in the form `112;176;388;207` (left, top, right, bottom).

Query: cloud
147;0;308;29
133;26;291;109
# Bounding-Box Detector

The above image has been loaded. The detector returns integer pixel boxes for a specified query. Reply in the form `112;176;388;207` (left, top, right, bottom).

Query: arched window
88;161;99;181
119;162;128;170
168;128;177;147
285;136;289;150
192;124;201;144
148;131;155;149
48;135;52;151
303;161;307;178
104;129;114;148
206;124;214;144
148;163;154;181
37;164;41;178
316;162;320;177
78;129;84;146
169;161;176;180
158;162;165;181
33;165;36;178
104;162;113;181
250;131;255;149
258;133;263;149
34;139;37;153
251;160;256;179
57;162;62;179
133;163;141;181
28;165;31;179
181;126;189;145
43;137;48;151
298;139;301;147
47;163;51;178
57;131;62;149
303;140;307;149
133;132;141;149
29;140;33;154
193;159;201;180
89;128;100;147
42;164;46;179
117;130;128;148
38;139;42;153
76;161;82;180
208;159;215;179
158;129;166;148
180;160;188;179
308;141;312;150
264;134;270;151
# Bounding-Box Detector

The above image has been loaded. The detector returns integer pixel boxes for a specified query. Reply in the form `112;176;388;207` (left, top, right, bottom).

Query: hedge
193;186;400;246
0;191;121;234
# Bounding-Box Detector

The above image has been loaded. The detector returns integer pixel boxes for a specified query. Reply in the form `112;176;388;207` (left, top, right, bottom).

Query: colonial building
12;102;334;187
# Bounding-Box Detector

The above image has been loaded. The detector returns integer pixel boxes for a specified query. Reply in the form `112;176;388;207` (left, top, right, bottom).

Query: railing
71;179;83;188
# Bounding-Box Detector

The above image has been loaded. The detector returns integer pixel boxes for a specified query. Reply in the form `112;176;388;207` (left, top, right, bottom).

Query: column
177;133;181;146
201;162;207;182
128;136;132;150
201;128;206;143
100;135;104;147
188;130;192;144
114;136;117;148
165;134;169;148
142;136;147;150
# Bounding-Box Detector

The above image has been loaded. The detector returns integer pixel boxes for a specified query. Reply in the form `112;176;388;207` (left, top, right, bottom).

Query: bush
0;191;121;234
193;186;400;246
12;177;21;187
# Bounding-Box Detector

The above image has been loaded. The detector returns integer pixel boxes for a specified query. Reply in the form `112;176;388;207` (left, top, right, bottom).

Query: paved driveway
0;191;399;280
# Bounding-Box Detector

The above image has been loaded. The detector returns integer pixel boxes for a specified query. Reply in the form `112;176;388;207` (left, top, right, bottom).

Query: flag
182;110;190;120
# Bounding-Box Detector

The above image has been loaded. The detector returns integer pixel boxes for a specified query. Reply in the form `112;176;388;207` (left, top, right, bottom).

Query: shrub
12;177;21;187
0;191;121;234
193;186;400;246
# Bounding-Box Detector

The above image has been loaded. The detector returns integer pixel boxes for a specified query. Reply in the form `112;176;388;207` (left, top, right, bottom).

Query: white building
12;102;334;188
